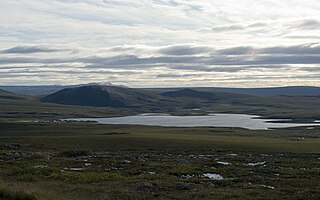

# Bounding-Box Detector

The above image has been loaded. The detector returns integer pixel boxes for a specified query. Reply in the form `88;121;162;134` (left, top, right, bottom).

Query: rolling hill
161;89;217;101
40;85;320;112
0;85;70;95
41;86;252;108
0;85;319;121
40;85;161;107
145;86;320;96
0;89;26;100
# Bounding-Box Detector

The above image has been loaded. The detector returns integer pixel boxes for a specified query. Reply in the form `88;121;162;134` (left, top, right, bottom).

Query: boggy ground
0;122;319;199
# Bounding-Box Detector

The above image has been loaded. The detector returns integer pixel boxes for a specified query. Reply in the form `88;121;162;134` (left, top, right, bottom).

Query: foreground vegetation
0;121;319;199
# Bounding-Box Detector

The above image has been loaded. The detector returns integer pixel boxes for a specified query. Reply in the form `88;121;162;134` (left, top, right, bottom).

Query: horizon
1;1;319;87
1;83;320;89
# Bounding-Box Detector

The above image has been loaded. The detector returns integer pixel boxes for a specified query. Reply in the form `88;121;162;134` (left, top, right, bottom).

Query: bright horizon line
1;84;319;89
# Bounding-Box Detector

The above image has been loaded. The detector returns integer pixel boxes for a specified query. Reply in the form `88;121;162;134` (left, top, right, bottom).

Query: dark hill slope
0;89;26;100
160;88;261;109
146;86;320;96
160;88;253;102
0;85;69;95
40;85;160;107
161;89;217;101
0;89;13;95
197;86;320;96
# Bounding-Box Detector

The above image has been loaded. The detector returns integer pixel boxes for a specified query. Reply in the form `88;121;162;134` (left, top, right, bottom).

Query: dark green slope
160;88;254;103
38;86;320;121
41;85;161;107
161;89;217;101
145;86;320;96
40;86;272;108
0;89;26;100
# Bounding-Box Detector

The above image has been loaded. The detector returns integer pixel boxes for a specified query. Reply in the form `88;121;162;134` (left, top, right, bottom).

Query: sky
0;0;319;87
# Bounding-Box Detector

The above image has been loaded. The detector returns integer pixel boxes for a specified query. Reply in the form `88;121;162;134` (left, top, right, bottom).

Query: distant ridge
0;85;70;95
0;89;25;100
1;85;320;96
161;89;217;100
145;86;320;96
0;82;128;95
0;89;12;94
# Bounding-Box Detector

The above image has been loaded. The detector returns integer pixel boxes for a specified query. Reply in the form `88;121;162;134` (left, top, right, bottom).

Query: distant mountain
0;89;25;100
146;86;320;96
0;85;70;95
161;89;217;101
0;83;125;95
41;85;160;107
198;86;320;96
0;89;12;95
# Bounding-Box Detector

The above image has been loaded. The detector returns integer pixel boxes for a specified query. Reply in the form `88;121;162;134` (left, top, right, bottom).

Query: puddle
181;174;194;179
34;164;48;169
63;167;84;171
203;173;224;180
245;161;266;167
260;184;275;189
217;161;231;166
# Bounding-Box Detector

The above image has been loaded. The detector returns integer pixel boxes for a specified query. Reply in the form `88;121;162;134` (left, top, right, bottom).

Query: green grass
0;187;36;200
0;122;319;153
0;121;319;199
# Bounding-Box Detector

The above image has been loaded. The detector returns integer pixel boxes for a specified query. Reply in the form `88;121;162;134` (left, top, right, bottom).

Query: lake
65;113;320;130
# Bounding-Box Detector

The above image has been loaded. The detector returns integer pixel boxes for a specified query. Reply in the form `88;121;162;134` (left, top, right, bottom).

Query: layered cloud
0;0;319;87
0;46;70;54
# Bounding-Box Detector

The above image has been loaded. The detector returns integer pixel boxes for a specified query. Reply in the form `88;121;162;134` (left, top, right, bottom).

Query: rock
20;151;33;158
137;154;147;162
137;154;146;159
217;161;231;166
5;151;21;158
43;154;53;160
203;173;224;180
120;159;131;164
34;164;48;169
62;167;84;171
203;182;215;188
177;159;189;165
134;182;154;191
245;161;266;167
175;183;193;190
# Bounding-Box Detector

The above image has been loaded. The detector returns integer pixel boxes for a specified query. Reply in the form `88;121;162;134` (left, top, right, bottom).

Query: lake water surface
66;113;320;130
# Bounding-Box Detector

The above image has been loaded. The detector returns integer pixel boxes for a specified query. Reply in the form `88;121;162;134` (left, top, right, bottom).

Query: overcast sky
0;0;319;87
